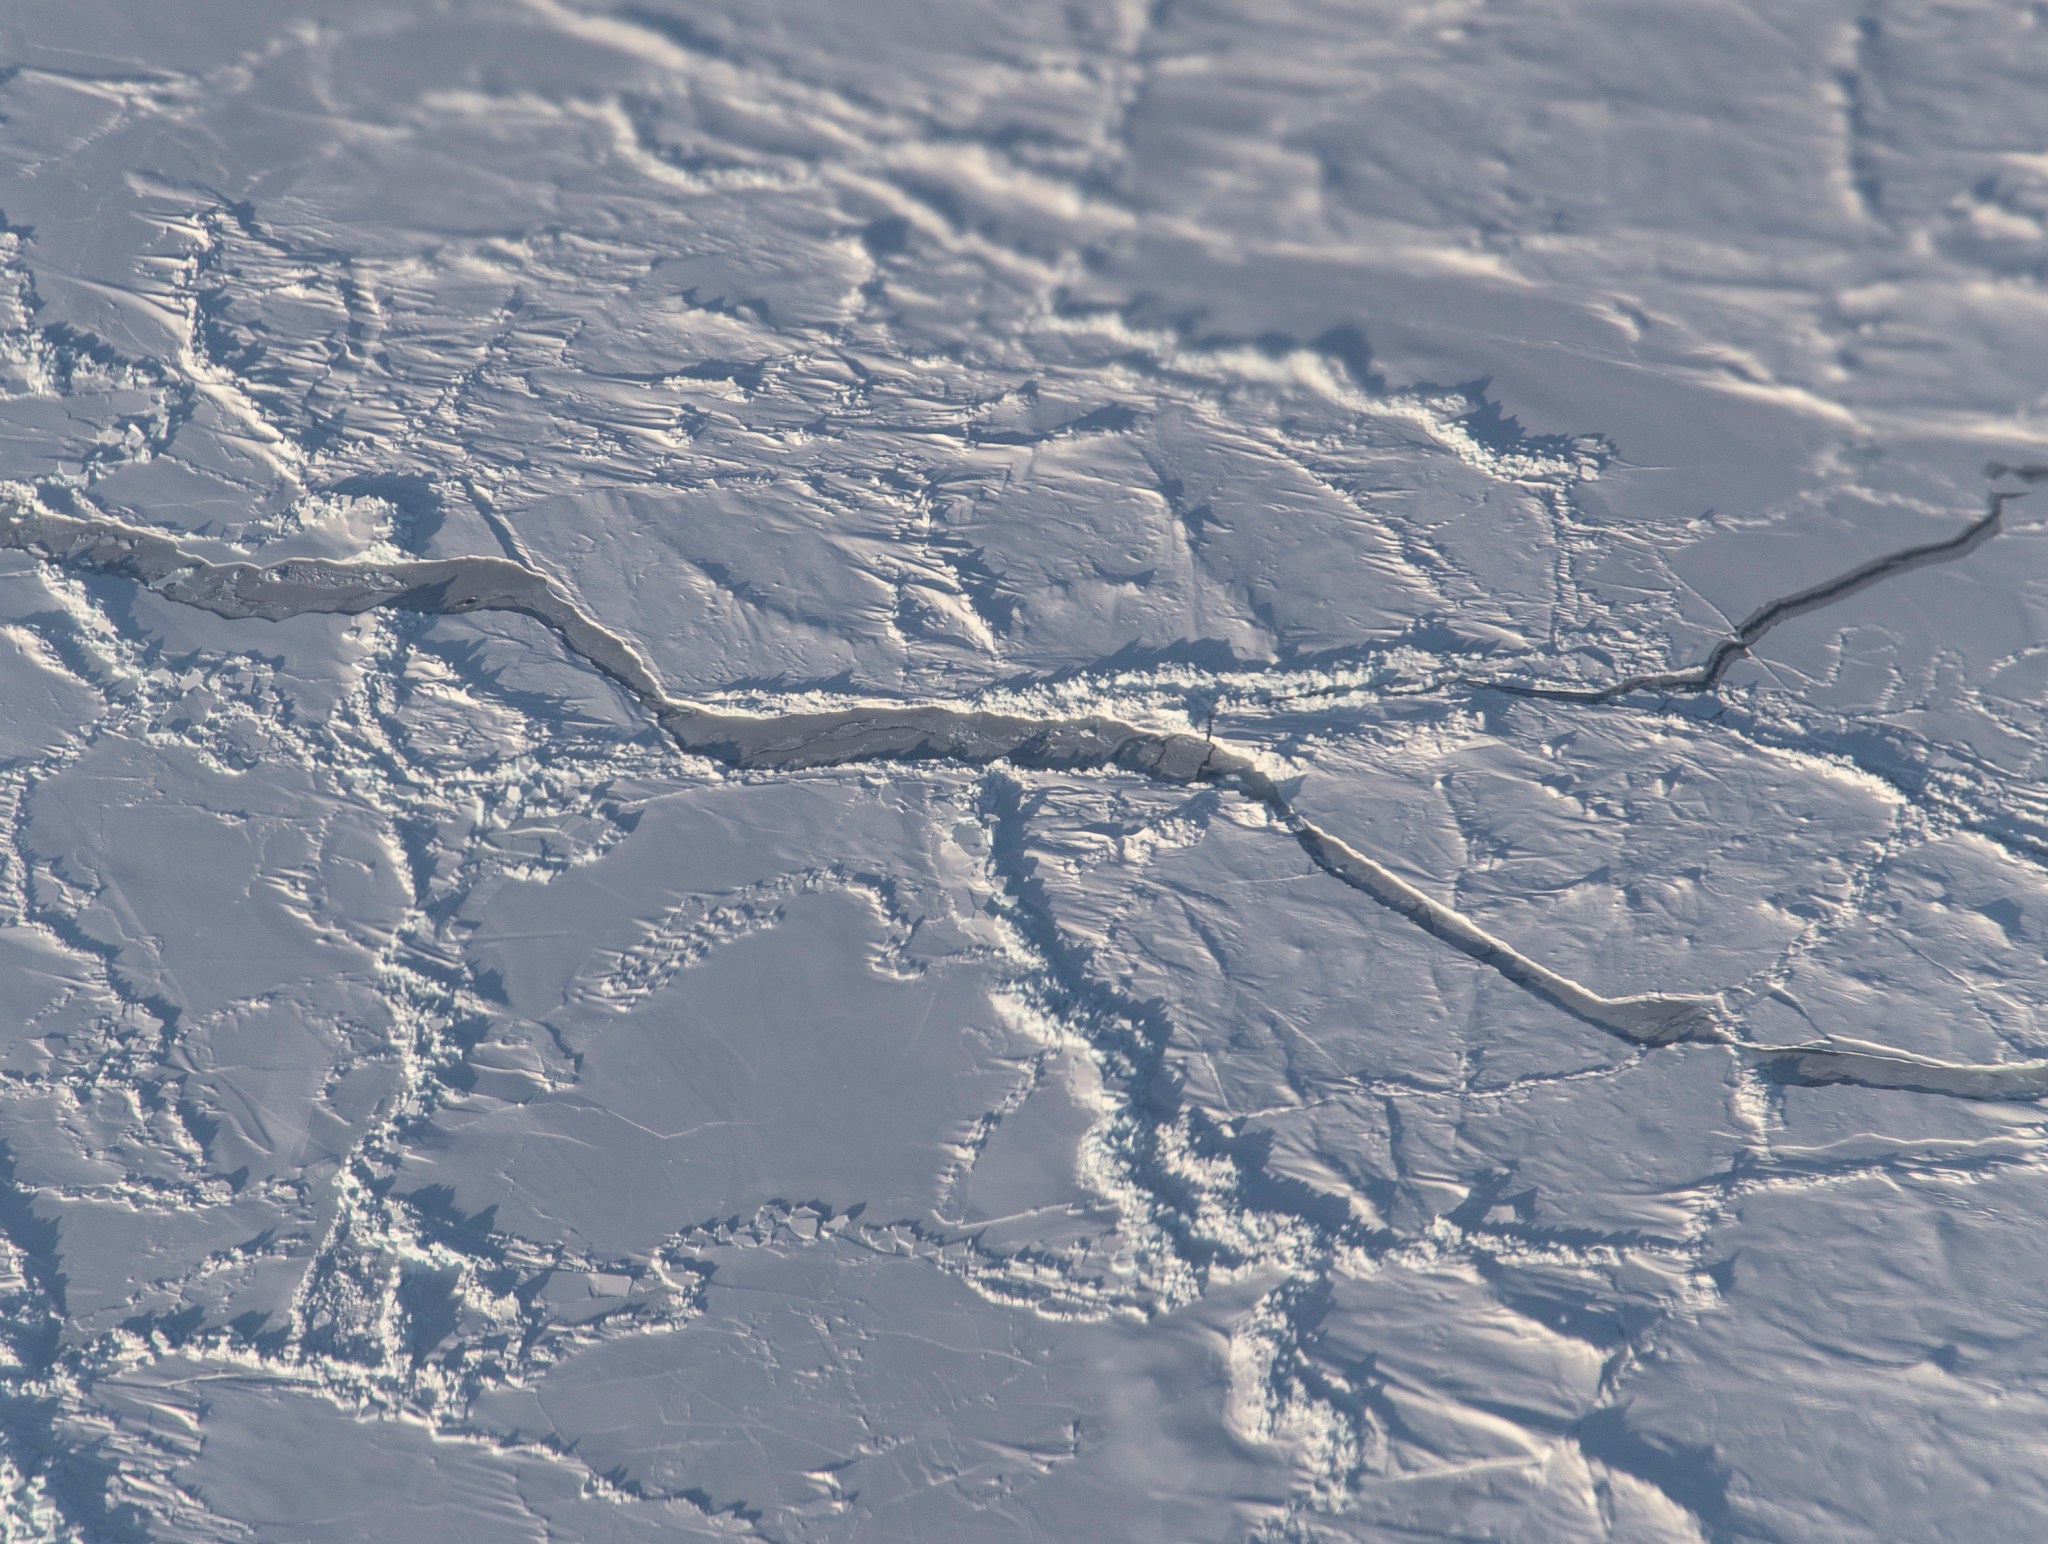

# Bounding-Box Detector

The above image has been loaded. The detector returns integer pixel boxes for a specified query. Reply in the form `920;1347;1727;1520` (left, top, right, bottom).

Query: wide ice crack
6;495;2039;1102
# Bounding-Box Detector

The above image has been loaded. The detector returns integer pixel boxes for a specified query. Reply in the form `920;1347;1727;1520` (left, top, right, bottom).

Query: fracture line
7;499;2041;1099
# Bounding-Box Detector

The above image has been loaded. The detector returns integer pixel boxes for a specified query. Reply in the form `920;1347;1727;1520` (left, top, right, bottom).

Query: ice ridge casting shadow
5;499;2041;1100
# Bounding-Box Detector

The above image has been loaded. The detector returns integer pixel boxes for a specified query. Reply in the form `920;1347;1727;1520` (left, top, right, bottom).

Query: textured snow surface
0;1;2046;1539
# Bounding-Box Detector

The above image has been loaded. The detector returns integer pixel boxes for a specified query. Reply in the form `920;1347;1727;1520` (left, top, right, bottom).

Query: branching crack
1474;467;2048;704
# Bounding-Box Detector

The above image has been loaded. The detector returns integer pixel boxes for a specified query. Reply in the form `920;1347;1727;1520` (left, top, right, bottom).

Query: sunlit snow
0;2;2045;1539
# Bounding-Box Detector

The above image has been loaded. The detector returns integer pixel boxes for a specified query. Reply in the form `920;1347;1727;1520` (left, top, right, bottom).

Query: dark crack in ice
1477;466;2048;704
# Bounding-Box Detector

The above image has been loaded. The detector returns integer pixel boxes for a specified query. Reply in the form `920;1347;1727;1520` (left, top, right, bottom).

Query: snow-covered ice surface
0;1;2046;1538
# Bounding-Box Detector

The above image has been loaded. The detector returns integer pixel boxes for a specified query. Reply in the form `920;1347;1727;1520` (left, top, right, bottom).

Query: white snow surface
0;1;2044;1539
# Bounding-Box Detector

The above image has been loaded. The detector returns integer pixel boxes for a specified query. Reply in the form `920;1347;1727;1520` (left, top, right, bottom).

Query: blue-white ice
0;2;2045;1539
